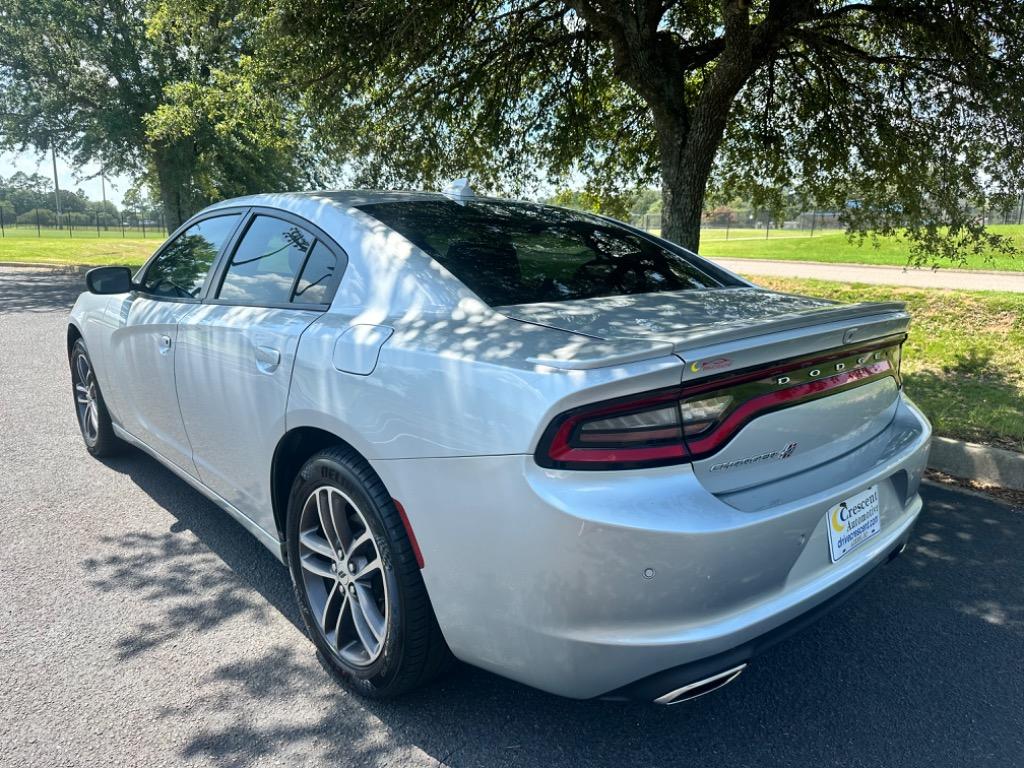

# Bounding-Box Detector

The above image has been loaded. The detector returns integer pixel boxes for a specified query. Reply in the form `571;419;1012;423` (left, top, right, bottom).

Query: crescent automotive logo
709;441;798;472
830;492;877;532
831;502;849;533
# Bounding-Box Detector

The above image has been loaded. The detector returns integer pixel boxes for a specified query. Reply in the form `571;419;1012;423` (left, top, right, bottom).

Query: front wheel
286;446;453;698
70;338;121;457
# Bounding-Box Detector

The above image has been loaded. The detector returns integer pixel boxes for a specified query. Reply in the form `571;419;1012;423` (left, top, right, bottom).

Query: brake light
535;336;904;470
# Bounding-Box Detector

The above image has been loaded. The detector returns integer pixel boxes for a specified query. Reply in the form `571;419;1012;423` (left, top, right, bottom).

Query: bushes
16;208;56;226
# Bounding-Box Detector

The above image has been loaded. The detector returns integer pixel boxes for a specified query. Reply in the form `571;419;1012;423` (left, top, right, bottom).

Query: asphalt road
2;266;1022;768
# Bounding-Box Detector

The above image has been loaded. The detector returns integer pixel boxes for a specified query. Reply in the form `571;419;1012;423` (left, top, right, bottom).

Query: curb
928;437;1024;491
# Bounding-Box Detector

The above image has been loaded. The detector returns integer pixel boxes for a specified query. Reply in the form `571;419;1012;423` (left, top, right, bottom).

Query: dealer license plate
826;485;881;562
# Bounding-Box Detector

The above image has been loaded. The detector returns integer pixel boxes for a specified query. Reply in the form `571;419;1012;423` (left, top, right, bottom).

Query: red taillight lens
537;390;736;469
535;336;905;470
539;391;691;470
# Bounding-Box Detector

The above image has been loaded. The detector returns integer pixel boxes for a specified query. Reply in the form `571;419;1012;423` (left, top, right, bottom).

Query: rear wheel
286;446;452;698
70;339;120;457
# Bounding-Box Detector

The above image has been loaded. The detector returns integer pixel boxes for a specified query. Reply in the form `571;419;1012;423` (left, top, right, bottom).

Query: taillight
538;390;691;470
680;395;733;436
535;336;905;470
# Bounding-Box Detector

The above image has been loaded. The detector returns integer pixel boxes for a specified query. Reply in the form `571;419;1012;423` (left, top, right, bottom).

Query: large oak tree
0;0;317;230
270;0;1024;261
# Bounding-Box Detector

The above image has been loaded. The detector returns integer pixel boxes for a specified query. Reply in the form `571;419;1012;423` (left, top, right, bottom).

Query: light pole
100;164;107;231
51;145;63;229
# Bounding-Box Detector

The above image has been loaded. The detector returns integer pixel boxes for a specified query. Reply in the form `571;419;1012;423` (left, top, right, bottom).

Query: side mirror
85;266;133;295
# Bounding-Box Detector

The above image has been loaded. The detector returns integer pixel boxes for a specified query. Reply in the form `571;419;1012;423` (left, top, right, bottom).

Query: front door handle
255;345;281;373
159;334;172;353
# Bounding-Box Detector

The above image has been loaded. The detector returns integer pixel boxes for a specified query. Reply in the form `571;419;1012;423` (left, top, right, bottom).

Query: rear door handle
255;345;281;372
159;334;172;353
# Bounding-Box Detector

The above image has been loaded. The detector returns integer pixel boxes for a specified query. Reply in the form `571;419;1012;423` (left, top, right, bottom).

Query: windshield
356;199;724;306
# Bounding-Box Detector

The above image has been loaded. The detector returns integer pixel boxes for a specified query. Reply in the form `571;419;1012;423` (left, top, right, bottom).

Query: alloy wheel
297;486;390;666
73;352;100;444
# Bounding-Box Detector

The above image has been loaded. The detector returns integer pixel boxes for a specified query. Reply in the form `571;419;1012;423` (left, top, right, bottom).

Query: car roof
203;188;556;214
205;189;484;211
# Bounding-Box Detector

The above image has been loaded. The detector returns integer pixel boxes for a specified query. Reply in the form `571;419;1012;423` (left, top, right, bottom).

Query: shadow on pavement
0;266;86;314
83;447;1024;768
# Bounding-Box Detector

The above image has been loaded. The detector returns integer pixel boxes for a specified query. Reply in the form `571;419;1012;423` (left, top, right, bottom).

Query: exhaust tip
654;664;747;705
888;540;908;562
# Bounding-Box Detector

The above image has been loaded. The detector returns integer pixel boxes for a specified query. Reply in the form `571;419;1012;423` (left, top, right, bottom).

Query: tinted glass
218;215;314;304
293;242;339;305
140;215;240;298
356;199;722;306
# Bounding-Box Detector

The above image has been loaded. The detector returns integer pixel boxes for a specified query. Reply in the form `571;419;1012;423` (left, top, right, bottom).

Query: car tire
286;445;453;698
70;338;121;458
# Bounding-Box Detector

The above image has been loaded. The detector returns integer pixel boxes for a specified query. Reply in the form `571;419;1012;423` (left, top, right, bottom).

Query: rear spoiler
677;302;910;382
528;301;909;374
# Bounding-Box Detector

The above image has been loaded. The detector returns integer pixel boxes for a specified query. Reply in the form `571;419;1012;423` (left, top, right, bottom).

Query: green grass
752;276;1024;453
697;224;1024;271
0;232;156;266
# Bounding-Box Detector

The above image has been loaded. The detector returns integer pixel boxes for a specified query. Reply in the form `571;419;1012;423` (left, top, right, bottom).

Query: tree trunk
153;142;198;233
653;15;764;252
656;109;728;253
659;128;706;252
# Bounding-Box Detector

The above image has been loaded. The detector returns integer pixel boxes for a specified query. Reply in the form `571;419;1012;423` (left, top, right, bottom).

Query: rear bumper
603;533;912;702
375;394;931;699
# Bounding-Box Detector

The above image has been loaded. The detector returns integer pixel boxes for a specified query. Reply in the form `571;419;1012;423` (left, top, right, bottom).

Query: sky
0;149;561;208
0;150;134;208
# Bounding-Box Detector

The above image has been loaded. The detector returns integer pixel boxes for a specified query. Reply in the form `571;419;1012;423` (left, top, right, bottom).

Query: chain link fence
631;199;1024;239
630;209;846;239
0;207;166;239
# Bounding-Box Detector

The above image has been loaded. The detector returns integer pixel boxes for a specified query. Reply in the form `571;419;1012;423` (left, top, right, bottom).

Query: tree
0;172;51;215
0;0;317;231
266;0;1024;262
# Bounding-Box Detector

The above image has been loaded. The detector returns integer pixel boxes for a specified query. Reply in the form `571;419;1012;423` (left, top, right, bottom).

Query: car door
106;212;243;473
174;210;345;530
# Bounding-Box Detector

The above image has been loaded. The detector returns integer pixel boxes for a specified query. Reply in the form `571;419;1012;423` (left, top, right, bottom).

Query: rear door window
217;215;315;305
139;214;240;299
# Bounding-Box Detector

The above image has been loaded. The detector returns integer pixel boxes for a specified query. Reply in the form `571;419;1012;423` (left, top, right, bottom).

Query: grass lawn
698;224;1024;272
0;232;157;267
751;276;1024;453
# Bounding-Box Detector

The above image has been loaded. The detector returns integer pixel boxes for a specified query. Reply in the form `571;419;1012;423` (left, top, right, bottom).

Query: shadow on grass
82;448;1024;768
904;351;1024;452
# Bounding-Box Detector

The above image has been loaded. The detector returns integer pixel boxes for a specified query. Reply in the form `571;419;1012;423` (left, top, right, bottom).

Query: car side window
139;214;241;299
292;242;339;305
218;215;315;305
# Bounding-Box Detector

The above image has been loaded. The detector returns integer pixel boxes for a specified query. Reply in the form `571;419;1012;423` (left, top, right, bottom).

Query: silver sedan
68;187;931;702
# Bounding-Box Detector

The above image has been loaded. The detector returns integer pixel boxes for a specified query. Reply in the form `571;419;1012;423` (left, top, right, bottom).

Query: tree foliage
0;0;317;230
265;0;1024;261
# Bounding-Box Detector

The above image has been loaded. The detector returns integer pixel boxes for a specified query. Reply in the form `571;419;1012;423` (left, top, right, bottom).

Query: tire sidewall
286;453;408;695
71;339;105;454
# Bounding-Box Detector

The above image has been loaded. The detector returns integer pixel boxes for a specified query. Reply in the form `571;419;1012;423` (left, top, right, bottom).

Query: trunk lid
504;287;911;500
498;287;907;362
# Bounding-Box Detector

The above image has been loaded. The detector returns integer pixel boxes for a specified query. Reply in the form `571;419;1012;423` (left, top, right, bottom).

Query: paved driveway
1;266;1022;768
710;257;1024;292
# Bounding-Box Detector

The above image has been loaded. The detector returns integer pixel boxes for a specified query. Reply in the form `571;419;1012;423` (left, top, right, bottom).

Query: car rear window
355;199;722;306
